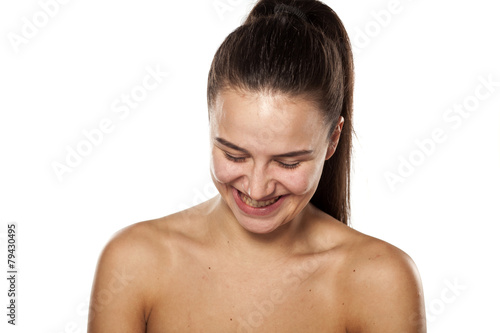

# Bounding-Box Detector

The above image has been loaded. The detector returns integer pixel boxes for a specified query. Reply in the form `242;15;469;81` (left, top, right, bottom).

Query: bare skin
88;90;426;332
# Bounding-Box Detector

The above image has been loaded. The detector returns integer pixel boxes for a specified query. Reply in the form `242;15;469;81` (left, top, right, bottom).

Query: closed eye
224;152;246;162
278;161;300;169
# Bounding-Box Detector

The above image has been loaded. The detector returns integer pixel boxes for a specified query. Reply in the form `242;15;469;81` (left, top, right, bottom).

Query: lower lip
232;187;286;217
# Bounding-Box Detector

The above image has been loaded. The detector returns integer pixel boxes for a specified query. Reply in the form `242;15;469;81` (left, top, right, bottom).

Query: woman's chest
145;258;348;332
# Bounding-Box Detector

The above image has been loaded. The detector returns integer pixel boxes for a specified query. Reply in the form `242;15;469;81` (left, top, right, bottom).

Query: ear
325;116;344;160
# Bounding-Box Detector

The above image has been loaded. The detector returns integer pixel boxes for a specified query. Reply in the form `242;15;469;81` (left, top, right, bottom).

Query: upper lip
236;188;282;201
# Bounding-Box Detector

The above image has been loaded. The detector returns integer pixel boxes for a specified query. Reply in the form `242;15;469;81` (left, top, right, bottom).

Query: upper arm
346;240;426;333
88;222;160;333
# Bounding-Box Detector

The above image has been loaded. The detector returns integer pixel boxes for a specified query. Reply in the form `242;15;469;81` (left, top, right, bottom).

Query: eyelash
223;152;301;170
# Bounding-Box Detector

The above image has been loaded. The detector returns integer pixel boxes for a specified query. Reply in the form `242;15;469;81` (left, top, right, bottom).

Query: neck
206;195;313;265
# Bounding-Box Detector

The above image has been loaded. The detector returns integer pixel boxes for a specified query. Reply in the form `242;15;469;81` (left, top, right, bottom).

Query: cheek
279;164;323;195
210;153;240;184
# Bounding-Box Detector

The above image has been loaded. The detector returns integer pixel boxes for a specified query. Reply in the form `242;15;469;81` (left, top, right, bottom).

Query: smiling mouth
238;190;281;208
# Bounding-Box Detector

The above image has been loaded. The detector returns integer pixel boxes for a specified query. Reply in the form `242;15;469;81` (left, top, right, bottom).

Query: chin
236;215;285;234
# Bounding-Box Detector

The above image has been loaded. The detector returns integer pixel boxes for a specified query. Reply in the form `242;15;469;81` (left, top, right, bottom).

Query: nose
243;162;275;200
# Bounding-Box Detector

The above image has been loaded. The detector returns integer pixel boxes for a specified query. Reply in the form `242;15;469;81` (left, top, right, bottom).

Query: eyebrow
215;137;313;158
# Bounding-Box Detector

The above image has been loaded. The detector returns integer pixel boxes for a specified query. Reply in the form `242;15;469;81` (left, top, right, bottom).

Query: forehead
211;89;328;148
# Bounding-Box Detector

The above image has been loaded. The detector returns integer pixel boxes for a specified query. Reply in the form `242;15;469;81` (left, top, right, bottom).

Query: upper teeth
240;192;280;208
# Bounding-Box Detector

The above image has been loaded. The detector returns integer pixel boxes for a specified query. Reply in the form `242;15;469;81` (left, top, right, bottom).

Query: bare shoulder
88;216;179;332
104;218;164;251
306;206;426;331
340;229;427;332
101;200;209;254
96;218;173;273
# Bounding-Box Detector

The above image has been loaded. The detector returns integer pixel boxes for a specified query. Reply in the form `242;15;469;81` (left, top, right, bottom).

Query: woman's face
209;88;343;234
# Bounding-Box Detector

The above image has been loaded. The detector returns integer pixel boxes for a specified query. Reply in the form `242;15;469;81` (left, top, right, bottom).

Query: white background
1;0;499;332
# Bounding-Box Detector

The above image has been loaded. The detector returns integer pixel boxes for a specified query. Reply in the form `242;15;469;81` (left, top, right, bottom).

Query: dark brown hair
207;0;355;225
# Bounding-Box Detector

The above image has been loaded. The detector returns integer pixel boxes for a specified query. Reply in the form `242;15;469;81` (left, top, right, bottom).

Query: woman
88;0;426;332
